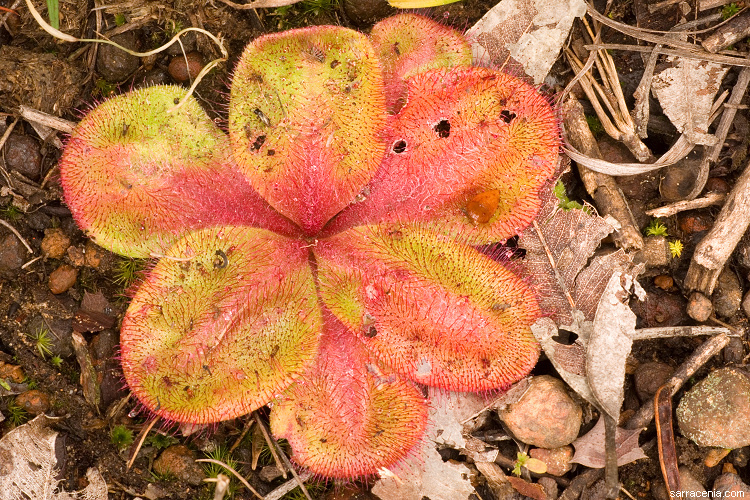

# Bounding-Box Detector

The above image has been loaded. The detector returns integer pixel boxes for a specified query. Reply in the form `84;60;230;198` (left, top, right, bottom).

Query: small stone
537;476;558;500
712;268;742;318
96;32;140;82
14;389;51;415
168;52;204;83
67;245;85;267
259;465;283;482
660;162;700;201
687;291;712;322
724;337;745;365
714;473;750;496
529;445;573;476
84;241;111;270
41;228;71;260
630;288;687;327
653;274;674;290
633;362;673;402
679;213;713;235
2;132;42;181
499;375;582;448
677;368;750;449
0;233;25;274
140;68;171;87
0;361;24;383
705;177;730;194
166;30;197;56
637;236;670;268
49;263;78;294
153;445;204;486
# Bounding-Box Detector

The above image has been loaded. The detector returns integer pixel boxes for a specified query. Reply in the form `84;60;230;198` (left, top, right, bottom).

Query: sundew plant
59;14;559;478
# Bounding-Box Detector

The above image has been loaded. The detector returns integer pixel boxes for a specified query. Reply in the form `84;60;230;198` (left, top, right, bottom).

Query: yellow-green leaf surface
121;227;321;424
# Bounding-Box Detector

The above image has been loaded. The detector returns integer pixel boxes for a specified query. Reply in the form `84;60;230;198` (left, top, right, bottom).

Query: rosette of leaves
59;14;558;479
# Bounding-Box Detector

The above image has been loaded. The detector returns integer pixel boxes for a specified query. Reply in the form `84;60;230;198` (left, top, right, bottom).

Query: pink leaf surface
271;311;428;478
315;223;541;391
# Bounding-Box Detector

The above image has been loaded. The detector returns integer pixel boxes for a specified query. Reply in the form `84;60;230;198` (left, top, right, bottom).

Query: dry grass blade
564;16;653;162
126;416;158;470
195;459;263;499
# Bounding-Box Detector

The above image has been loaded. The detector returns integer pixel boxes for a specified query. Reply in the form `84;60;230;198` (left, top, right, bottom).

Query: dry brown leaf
506;476;548;500
371;391;483;500
0;415;108;499
571;416;647;468
466;0;586;83
651;58;728;146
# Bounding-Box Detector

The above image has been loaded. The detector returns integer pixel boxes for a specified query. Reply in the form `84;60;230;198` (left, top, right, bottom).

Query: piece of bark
700;0;735;11
702;11;750;53
562;95;644;251
685;159;750;295
71;332;101;412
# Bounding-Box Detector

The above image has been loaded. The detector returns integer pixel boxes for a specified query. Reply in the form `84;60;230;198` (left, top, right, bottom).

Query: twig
562;95;643;251
0;219;33;254
625;332;730;430
251;412;287;479
655;385;681;495
604;413;619;499
253;413;313;500
685;157;750;295
645;192;726;217
263;471;314;500
18;106;75;134
702;11;750;53
0;117;18;152
127;416;158;470
632;325;735;339
559;468;605;500
196;459;263;499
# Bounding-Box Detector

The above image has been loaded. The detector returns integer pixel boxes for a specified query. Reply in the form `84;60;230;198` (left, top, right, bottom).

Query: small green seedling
145;432;179;450
669;240;684;258
28;327;54;359
645;219;669;237
553;180;585;211
50;356;63;368
722;2;741;20
110;424;135;450
6;402;29;427
512;451;547;476
112;257;145;288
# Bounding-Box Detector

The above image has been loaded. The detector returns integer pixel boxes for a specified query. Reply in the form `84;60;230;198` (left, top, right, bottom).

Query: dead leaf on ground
0;415;108;499
651;57;728;146
371;390;485;500
467;0;587;83
571;416;647;468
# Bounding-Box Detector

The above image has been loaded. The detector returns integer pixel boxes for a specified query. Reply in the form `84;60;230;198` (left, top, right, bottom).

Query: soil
0;0;749;499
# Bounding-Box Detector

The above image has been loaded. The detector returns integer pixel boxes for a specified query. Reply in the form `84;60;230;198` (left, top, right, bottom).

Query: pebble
2;133;42;181
678;212;713;235
0;360;24;383
67;245;85;267
537;477;558;500
140;68;171;87
633;361;673;401
14;389;51;415
714;473;750;496
343;0;394;27
166;30;197;56
0;233;25;275
84;241;112;270
712;268;742;318
41;228;71;260
153;445;204;486
652;467;707;500
630;288;687;327
96;31;140;82
686;291;712;322
660;162;700;201
637;236;670;268
499;375;582;449
677;368;750;449
529;445;573;476
49;263;78;294
168;52;204;83
705;177;730;194
653;274;674;290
